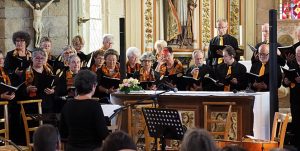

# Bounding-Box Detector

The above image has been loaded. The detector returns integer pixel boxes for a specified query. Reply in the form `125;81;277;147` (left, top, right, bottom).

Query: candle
239;25;243;45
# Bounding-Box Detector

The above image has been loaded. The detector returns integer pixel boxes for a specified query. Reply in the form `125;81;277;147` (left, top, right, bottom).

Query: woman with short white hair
153;40;167;69
126;47;141;78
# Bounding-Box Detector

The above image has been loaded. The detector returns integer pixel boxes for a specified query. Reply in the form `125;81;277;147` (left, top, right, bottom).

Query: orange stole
0;67;11;85
126;62;141;74
159;59;183;76
224;66;232;91
139;68;155;82
101;65;121;79
66;70;75;89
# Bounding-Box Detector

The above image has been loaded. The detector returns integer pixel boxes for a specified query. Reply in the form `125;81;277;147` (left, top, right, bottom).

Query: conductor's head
74;70;97;96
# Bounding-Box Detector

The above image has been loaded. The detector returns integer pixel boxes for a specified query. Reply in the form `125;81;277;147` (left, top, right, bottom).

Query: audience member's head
100;131;136;151
220;145;247;151
180;128;217;151
74;69;97;96
33;124;60;151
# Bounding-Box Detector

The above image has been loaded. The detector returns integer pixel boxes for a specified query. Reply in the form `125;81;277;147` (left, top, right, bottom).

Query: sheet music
101;104;121;117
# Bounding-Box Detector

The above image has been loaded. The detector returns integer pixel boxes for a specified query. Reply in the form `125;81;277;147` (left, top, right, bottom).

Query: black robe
249;61;282;92
215;61;247;91
208;34;239;66
185;64;213;91
282;63;300;148
4;50;31;86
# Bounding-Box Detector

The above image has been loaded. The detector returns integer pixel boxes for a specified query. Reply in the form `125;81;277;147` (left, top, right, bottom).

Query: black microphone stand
109;90;170;121
108;90;171;151
0;136;23;151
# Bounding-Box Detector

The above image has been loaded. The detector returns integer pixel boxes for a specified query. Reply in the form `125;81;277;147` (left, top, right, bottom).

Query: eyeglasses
33;57;46;60
16;39;25;43
258;53;269;57
217;26;227;29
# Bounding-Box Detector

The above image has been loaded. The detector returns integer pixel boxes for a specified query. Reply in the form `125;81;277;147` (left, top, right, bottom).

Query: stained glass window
279;0;300;19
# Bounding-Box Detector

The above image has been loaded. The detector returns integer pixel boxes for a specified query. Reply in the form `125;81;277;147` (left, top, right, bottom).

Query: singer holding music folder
154;47;183;90
133;52;159;90
55;55;81;113
215;46;247;92
60;69;109;151
250;44;282;92
0;51;15;101
96;49;120;103
282;46;300;150
207;19;238;67
4;31;32;87
185;50;212;91
21;49;56;113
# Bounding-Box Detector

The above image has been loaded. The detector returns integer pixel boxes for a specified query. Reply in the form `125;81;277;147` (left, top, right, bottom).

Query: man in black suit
208;19;239;67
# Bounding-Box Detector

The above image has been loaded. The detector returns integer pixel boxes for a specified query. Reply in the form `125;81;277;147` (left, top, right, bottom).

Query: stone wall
0;0;68;56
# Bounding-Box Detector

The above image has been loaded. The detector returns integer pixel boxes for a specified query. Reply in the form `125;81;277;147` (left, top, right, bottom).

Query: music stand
142;108;184;151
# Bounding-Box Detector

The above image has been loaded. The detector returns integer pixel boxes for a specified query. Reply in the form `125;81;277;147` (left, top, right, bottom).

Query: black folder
247;44;257;52
0;82;24;94
278;41;300;58
101;76;121;89
46;75;56;88
281;67;299;81
209;45;227;58
203;74;224;86
139;81;156;90
246;72;269;83
182;76;201;85
160;73;183;83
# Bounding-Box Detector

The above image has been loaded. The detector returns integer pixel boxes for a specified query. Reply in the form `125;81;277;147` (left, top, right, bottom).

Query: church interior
0;0;299;150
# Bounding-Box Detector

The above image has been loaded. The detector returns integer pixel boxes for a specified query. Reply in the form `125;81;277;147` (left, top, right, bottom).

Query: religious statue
24;0;55;48
165;0;197;48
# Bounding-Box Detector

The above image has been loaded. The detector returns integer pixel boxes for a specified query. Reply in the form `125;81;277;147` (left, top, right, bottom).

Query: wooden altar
110;91;259;150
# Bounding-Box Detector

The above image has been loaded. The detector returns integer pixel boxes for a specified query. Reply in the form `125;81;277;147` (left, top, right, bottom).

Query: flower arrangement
119;78;142;94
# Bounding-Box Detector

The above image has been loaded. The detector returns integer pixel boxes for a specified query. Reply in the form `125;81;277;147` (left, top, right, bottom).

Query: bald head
258;44;269;63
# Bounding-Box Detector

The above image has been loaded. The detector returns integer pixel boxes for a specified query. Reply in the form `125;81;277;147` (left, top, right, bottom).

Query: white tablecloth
110;91;270;140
